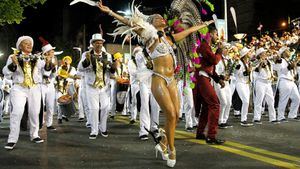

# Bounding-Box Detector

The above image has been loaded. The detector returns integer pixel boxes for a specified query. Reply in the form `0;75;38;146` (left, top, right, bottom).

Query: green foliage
0;0;46;26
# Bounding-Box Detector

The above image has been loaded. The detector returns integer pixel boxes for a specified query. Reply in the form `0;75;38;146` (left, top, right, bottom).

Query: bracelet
108;10;113;16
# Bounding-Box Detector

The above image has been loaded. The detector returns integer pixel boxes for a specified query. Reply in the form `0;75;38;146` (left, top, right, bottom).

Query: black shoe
62;116;69;122
292;117;300;121
234;114;241;118
224;123;233;128
4;142;16;150
129;120;135;124
206;138;225;145
186;127;194;132
47;126;56;131
218;123;227;129
196;133;206;140
193;125;198;129
78;118;84;122
271;120;280;124
89;134;97;140
279;119;288;123
110;115;115;120
139;135;149;141
32;137;44;144
240;121;253;127
253;120;262;125
58;119;62;124
152;130;160;139
101;131;108;138
86;124;91;128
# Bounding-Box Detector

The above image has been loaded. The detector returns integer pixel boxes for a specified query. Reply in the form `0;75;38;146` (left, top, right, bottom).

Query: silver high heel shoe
167;149;176;168
155;143;169;160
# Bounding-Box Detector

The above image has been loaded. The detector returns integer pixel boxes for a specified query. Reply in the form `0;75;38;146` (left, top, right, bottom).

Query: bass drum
58;94;76;118
116;82;129;112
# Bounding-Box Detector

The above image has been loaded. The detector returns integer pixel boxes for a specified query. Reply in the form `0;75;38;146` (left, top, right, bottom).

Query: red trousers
193;75;220;139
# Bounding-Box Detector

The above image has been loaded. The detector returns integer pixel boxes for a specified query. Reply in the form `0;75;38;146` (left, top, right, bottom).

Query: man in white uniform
234;47;253;126
133;46;160;140
78;33;115;139
274;46;300;122
252;48;277;124
3;36;53;150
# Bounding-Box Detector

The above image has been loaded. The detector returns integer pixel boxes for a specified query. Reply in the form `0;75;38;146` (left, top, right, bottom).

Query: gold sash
93;59;105;88
21;61;35;88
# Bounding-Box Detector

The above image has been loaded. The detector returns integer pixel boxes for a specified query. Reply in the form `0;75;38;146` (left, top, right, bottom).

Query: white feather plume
108;0;158;48
230;7;237;30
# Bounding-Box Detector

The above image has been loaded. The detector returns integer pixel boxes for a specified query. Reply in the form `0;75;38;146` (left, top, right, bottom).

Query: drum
116;82;129;112
58;94;76;118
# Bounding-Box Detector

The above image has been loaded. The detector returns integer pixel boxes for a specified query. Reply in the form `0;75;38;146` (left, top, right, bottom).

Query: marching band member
127;52;140;124
194;25;225;144
252;48;277;124
214;45;233;129
78;33;115;139
133;45;160;141
274;46;300;122
3;36;53;150
56;55;77;123
39;37;58;130
235;47;253;127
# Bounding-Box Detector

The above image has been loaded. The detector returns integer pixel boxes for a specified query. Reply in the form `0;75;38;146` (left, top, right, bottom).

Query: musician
235;47;253;127
127;51;140;124
194;26;225;144
252;48;277;124
39;37;57;130
3;36;52;150
214;45;233;129
274;46;300;122
56;56;77;123
78;33;115;139
133;45;160;141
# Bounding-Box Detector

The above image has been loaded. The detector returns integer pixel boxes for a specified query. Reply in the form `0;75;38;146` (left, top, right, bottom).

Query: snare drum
116;82;129;112
58;94;76;118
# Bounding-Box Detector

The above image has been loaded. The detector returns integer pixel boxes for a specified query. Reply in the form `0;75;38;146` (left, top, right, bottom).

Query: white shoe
155;144;168;161
167;149;176;167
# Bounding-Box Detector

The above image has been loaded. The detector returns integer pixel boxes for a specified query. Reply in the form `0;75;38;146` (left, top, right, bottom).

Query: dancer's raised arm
97;1;143;35
172;20;214;42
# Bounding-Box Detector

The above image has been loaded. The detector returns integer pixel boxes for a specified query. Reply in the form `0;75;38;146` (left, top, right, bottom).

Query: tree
0;0;47;26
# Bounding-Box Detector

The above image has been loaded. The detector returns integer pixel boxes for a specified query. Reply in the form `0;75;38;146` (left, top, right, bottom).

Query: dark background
0;0;299;66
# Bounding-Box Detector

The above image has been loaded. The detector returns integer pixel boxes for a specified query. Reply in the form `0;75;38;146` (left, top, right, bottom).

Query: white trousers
86;85;110;135
41;83;56;127
215;81;232;124
253;80;276;121
278;79;300;120
139;83;160;136
236;82;250;122
8;84;41;143
110;79;117;115
178;80;197;128
78;83;89;124
129;82;140;121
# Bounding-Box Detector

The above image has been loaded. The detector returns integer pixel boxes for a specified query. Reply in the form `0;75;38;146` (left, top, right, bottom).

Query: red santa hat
39;36;56;54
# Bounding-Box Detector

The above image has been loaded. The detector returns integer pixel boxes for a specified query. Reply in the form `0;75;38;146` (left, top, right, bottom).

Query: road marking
115;116;300;168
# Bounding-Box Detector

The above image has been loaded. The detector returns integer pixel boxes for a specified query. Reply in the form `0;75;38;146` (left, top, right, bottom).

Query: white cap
278;46;289;56
90;33;105;44
255;47;267;57
239;47;250;58
42;44;56;54
16;36;34;50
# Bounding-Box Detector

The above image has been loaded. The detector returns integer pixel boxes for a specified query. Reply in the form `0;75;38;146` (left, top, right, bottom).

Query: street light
281;21;287;27
0;51;4;57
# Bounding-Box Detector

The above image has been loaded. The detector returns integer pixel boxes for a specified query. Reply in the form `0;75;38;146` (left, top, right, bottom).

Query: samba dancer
97;1;213;167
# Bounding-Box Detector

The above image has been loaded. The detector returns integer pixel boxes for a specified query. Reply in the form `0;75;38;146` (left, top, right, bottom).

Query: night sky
0;0;299;60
